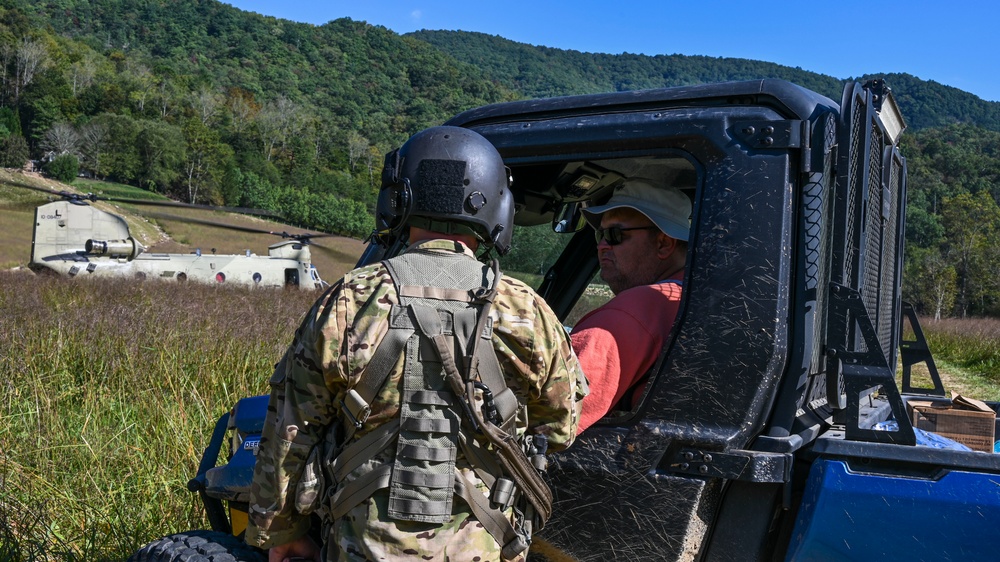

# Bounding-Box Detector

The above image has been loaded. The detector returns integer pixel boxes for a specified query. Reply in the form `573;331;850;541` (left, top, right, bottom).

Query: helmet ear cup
376;148;414;235
376;178;412;235
490;185;514;255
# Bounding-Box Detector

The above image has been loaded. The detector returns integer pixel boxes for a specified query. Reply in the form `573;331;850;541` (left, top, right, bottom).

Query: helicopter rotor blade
142;211;285;235
0;200;44;212
111;198;282;218
9;182;95;202
305;238;360;262
142;211;335;243
10;181;282;218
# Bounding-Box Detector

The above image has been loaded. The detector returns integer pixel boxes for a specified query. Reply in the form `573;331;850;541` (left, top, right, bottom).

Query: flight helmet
377;126;514;255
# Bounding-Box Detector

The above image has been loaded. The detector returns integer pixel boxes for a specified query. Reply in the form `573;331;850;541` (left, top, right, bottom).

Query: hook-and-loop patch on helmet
377;126;515;255
413;159;469;215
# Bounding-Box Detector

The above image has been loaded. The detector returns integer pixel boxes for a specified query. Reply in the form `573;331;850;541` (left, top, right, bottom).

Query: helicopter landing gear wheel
128;530;265;562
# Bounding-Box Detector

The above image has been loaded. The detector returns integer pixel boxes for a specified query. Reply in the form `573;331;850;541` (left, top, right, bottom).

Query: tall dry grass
3;267;998;560
0;272;318;560
918;316;1000;401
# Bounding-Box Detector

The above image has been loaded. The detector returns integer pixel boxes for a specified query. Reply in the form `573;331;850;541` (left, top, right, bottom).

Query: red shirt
570;276;682;432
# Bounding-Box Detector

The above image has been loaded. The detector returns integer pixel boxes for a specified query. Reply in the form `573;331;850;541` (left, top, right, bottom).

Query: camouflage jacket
246;239;585;561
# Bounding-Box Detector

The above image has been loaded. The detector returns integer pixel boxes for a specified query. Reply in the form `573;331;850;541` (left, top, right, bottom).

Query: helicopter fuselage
30;200;325;290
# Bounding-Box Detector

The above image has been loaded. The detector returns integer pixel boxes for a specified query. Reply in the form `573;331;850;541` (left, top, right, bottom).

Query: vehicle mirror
552;202;588;234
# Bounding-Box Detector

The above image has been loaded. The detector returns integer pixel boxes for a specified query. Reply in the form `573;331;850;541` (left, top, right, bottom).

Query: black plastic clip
475;382;501;427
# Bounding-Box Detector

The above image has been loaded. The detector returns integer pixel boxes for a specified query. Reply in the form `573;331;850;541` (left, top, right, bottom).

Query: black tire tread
128;530;265;562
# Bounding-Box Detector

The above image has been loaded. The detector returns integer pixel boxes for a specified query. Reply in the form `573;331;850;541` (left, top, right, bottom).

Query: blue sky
225;1;1000;103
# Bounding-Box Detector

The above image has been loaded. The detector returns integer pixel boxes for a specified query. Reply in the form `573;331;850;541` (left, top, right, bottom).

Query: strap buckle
341;388;371;429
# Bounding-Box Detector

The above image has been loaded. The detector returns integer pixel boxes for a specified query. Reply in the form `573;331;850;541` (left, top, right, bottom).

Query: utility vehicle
131;78;1000;562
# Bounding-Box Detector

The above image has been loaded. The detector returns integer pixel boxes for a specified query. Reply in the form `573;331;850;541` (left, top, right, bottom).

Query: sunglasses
594;225;657;246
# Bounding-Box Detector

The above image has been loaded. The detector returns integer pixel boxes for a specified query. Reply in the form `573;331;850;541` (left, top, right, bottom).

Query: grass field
911;317;1000;401
0;169;368;560
3;269;998;559
0;273;319;560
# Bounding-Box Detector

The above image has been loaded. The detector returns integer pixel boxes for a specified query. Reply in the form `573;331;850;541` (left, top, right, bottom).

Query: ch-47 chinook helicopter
27;186;329;290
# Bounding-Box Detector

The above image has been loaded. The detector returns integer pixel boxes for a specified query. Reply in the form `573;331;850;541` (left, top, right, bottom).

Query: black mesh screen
844;95;865;288
860;121;885;354
836;86;904;368
879;153;902;366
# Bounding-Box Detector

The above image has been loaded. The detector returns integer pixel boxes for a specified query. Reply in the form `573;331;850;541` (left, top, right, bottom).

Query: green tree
903;246;957;321
231;168;279;211
500;225;568;274
44;152;78;183
941;191;1000;317
0;133;28;167
180;117;234;204
0;107;22;137
91;113;140;182
77;117;109;179
22;94;63;147
308;194;371;238
136;119;185;192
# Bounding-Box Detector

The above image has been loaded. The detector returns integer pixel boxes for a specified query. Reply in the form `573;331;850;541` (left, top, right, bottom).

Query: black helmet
377;126;514;255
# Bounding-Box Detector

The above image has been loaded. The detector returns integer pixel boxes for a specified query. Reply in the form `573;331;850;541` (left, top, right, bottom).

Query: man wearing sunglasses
571;179;691;432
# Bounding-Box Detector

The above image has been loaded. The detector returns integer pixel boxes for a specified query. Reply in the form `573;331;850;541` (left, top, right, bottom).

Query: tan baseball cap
584;178;691;241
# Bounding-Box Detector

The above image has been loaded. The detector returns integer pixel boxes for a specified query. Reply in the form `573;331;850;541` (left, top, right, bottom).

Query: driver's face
597;208;662;295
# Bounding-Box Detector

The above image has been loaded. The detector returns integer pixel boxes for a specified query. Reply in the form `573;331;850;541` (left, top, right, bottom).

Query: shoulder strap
452;309;519;432
339;307;414;442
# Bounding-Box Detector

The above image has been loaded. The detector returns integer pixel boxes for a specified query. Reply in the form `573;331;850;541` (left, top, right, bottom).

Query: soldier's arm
245;285;347;549
526;294;587;453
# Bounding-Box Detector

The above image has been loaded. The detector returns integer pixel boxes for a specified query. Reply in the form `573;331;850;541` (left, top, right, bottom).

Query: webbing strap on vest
454;470;529;560
330;418;401;484
408;270;554;529
386;300;460;523
448;262;554;528
452;308;520;435
340;322;412;442
329;464;392;519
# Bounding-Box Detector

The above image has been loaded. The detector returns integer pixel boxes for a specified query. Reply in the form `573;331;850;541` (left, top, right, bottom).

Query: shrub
45;154;79;183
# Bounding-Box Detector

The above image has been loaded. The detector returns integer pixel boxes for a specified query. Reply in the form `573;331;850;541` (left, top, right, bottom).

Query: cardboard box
908;395;996;453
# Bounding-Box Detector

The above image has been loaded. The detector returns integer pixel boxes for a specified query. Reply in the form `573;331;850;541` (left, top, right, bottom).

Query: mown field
912;317;1000;401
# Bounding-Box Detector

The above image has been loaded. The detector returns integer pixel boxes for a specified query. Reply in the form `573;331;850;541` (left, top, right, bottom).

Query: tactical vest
325;247;547;558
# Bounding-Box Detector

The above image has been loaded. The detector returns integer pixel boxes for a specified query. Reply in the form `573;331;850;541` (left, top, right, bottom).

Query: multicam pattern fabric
246;239;585;561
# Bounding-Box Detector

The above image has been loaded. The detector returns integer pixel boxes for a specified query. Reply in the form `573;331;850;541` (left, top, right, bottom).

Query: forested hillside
3;0;1000;317
409;30;845;101
1;0;514;238
410;30;1000;132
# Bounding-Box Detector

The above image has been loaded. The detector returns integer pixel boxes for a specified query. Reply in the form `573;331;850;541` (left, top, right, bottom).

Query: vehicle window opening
499;153;700;427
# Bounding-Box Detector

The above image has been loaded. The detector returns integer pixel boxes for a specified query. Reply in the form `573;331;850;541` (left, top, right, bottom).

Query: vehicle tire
128;530;265;562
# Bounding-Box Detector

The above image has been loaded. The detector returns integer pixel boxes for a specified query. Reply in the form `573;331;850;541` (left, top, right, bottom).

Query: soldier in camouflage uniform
246;126;586;562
